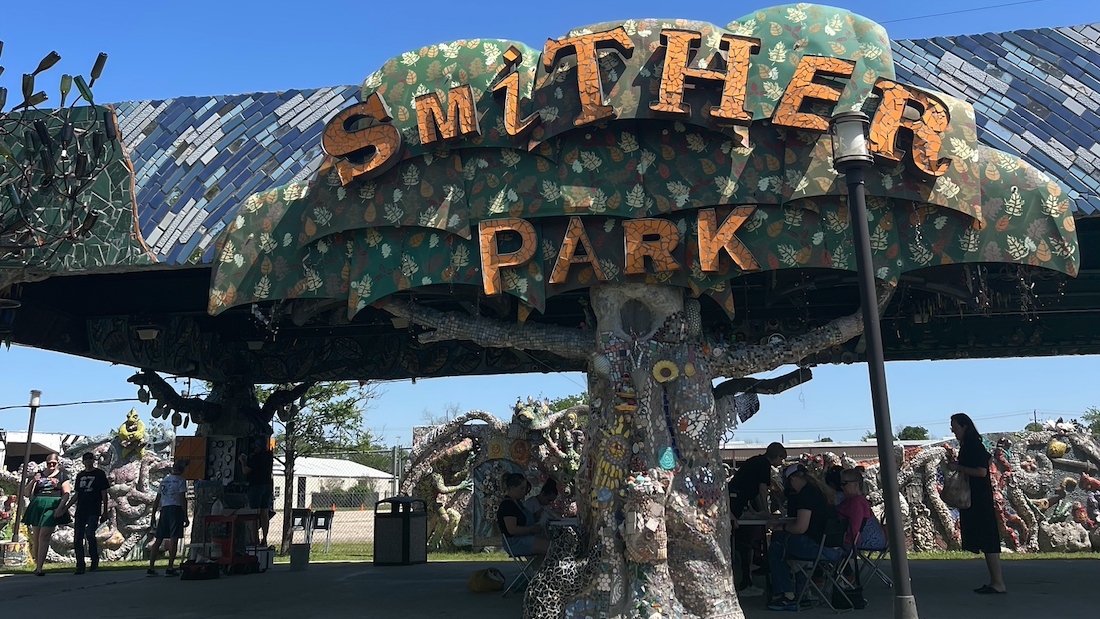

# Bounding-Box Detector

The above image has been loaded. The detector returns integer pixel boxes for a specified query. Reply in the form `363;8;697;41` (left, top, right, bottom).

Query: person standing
240;441;275;545
948;413;1005;594
66;452;109;574
729;442;786;597
148;461;189;577
22;453;71;576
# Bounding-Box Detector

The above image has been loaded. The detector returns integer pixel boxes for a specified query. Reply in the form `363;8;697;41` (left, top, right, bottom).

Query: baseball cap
784;463;807;479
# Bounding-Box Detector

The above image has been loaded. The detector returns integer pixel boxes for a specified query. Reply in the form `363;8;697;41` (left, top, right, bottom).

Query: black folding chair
787;518;854;612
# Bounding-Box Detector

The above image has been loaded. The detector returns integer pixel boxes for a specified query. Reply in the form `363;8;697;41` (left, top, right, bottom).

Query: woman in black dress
947;413;1005;594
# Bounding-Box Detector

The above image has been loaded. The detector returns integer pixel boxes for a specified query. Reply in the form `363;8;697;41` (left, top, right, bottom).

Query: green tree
257;382;379;553
896;426;930;441
548;392;588;412
1024;422;1044;432
861;430;897;441
1080;407;1100;435
819;437;834;443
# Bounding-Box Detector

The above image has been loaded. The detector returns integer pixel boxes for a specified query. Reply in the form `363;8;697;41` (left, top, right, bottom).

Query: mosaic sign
210;4;1079;319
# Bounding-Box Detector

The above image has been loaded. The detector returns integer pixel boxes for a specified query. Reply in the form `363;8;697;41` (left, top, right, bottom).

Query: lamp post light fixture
829;112;919;619
11;390;43;544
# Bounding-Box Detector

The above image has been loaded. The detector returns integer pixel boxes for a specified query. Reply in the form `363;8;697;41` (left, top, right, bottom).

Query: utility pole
12;390;42;543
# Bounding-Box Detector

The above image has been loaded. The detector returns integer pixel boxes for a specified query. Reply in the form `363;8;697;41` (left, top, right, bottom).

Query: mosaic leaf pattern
0;105;153;271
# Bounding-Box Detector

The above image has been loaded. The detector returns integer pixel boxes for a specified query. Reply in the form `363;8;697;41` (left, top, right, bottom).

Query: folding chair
856;516;891;587
787;518;853;613
501;536;541;598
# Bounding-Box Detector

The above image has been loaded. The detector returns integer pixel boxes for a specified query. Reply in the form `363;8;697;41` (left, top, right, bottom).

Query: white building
272;457;394;509
2;431;89;471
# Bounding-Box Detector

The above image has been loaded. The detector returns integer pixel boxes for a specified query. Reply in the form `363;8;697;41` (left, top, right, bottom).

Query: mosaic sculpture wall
0;412;175;564
803;421;1100;553
401;397;585;550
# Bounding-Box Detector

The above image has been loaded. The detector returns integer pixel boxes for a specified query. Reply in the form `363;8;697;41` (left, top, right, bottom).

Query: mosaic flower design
652;360;679;383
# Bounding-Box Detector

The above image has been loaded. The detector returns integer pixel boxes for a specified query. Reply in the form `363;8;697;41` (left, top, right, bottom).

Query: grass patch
904;551;1099;560
1;560;150;575
267;543;507;563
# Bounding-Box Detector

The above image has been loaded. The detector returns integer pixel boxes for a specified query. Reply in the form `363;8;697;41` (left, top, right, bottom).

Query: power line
879;0;1047;25
0;397;140;412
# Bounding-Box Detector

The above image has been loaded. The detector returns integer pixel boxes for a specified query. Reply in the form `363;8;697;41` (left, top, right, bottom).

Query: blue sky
2;0;1100;445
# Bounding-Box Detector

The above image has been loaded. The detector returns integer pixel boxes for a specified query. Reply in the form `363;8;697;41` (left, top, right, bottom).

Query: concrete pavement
0;559;1094;617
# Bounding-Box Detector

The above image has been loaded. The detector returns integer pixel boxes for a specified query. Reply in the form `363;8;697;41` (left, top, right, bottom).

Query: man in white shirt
148;461;189;577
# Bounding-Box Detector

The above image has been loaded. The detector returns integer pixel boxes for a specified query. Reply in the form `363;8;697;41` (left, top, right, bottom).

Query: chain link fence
270;449;408;560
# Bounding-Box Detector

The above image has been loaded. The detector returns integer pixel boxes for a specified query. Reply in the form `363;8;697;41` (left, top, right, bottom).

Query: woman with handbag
947;413;1005;594
21;453;72;576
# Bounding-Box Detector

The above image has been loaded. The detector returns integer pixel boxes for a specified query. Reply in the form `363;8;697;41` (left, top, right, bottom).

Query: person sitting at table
498;473;550;556
729;442;787;596
835;468;872;547
766;463;838;611
523;478;559;526
824;465;846;505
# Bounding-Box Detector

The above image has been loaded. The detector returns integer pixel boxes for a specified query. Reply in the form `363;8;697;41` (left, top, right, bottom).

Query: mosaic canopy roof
202;5;1079;320
63;17;1093;273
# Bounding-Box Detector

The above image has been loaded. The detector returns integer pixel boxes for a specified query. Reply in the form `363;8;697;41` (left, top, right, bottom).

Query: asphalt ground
0;558;1094;617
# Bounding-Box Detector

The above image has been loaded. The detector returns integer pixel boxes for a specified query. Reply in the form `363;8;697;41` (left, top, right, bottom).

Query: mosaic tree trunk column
381;285;866;619
557;284;737;619
129;371;310;544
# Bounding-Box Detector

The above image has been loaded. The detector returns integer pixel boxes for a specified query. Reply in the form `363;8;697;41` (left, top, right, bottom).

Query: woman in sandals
22;453;71;576
948;413;1005;594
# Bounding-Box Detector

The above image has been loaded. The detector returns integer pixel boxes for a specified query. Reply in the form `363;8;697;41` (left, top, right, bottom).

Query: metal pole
391;445;398;498
846;166;919;619
11;395;40;544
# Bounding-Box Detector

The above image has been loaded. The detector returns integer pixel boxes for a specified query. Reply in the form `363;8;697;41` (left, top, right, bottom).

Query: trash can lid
374;496;427;513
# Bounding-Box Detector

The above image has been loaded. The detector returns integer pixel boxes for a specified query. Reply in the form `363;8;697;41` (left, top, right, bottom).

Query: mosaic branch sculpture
401;401;588;551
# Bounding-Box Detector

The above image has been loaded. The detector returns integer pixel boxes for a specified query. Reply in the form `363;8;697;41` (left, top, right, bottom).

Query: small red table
205;514;260;575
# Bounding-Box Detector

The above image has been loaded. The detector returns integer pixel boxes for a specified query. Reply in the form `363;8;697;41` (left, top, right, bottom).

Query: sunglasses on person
45;460;58;466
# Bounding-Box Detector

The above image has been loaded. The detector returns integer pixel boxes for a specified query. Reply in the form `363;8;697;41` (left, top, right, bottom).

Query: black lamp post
829;111;919;619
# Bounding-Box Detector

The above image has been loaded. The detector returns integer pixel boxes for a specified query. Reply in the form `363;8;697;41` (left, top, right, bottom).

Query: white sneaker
738;585;765;597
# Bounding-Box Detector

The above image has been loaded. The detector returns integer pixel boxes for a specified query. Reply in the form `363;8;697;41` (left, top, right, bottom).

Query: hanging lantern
182;415;189;429
171;411;183;427
151;403;165;419
137;387;149;404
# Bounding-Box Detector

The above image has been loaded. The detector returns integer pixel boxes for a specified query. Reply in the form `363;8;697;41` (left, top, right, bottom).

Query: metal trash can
289;544;310;571
373;497;427;566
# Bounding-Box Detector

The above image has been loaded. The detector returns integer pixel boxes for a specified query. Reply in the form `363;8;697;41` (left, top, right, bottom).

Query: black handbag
832;585;866;610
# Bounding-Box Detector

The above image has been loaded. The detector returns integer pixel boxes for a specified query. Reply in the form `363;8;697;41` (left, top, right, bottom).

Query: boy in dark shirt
728;442;786;596
66;452;109;574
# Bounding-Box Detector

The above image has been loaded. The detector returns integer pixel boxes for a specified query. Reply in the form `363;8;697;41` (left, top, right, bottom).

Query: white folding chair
856;517;891;587
501;536;541;598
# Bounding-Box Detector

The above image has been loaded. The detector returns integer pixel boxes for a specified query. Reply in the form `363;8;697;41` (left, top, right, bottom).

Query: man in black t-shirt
240;442;275;544
66;452;109;574
729;442;786;595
